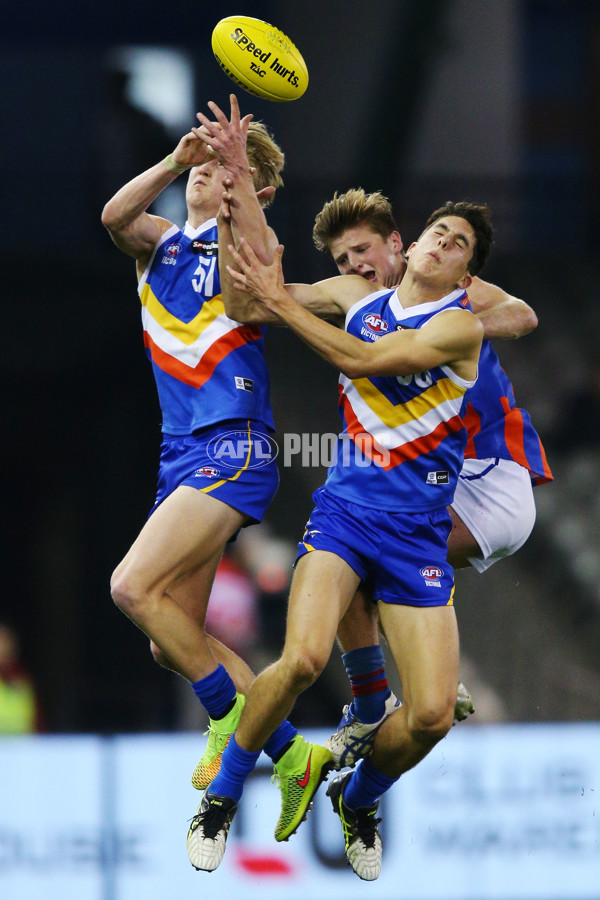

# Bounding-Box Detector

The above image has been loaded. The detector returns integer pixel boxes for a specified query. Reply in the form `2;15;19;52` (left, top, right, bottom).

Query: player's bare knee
407;703;453;746
110;570;148;621
280;647;326;691
110;574;134;615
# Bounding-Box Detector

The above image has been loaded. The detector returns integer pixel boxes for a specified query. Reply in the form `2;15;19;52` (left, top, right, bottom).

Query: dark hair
313;188;399;251
423;201;494;276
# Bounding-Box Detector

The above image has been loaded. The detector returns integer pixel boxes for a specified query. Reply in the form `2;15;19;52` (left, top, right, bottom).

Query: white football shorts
451;457;536;573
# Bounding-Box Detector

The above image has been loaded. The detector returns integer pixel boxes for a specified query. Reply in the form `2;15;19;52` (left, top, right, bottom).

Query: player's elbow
101;201;122;233
504;300;538;338
223;299;248;322
223;298;259;324
340;351;372;380
340;361;364;379
521;307;538;335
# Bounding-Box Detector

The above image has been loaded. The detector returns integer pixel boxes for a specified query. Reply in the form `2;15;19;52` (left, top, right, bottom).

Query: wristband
163;154;190;174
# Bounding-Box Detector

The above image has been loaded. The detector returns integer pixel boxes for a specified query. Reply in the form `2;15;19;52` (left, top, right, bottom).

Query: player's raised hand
193;95;252;175
169;128;213;169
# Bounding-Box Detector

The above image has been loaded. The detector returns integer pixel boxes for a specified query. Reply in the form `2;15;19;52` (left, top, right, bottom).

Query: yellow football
211;16;308;102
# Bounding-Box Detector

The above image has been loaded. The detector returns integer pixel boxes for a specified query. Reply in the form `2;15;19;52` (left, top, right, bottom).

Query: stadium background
2;3;600;894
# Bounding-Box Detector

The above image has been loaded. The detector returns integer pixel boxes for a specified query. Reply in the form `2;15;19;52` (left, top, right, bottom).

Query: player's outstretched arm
101;128;212;269
227;239;482;378
194;95;276;266
225;237;371;325
468;277;538;339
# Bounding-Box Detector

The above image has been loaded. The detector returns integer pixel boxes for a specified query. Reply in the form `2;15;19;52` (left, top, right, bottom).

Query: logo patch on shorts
194;466;220;478
426;470;450;485
235;376;254;392
420;565;443;587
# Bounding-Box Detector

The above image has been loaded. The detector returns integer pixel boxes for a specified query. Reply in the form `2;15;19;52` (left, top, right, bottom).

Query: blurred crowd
0;621;42;734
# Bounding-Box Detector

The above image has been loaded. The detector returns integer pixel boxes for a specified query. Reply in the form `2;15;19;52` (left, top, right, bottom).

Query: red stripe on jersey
500;398;552;481
143;324;261;389
462;401;481;459
500;397;531;469
534;443;553;484
341;391;464;470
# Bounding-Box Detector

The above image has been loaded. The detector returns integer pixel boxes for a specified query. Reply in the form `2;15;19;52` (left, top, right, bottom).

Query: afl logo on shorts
166;243;181;257
194;466;220;478
362;313;388;333
420;566;443;587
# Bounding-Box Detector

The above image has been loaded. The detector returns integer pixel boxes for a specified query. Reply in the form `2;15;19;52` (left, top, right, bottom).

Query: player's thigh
115;486;246;591
378;602;459;715
283;550;362;665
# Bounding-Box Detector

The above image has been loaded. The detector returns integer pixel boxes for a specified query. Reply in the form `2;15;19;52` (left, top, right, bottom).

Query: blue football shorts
151;419;279;525
295;486;455;607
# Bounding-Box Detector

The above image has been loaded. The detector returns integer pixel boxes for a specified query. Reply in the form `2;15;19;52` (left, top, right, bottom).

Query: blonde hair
313;188;398;251
246;122;284;208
